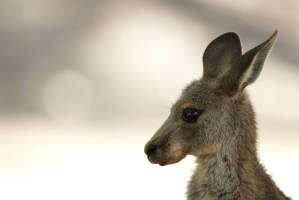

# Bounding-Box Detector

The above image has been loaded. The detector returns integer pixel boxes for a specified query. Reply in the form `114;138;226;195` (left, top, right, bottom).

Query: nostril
145;143;158;155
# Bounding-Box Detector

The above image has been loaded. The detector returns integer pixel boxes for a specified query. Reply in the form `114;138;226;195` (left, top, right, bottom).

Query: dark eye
182;107;202;123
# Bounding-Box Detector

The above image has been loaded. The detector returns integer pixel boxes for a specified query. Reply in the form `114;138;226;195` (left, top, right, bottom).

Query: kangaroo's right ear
203;32;242;79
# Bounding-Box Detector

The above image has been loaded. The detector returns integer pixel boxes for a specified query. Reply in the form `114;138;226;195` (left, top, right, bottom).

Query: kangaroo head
144;31;277;166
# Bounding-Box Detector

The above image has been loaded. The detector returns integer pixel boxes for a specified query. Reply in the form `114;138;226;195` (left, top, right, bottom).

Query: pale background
0;0;298;199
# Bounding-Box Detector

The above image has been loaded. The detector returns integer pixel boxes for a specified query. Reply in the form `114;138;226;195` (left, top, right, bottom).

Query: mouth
147;151;186;166
147;155;168;166
147;153;163;165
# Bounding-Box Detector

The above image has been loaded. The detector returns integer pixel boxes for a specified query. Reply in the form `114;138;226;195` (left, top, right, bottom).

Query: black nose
145;143;158;156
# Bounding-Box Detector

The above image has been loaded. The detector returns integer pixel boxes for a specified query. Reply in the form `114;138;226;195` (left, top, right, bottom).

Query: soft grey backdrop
0;0;298;199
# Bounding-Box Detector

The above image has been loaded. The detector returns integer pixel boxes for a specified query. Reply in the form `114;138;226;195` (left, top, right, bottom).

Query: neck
188;99;260;199
188;141;259;199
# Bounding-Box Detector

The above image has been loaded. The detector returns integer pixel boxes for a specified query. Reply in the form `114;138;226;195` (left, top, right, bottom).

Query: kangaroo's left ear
238;30;278;90
219;31;278;95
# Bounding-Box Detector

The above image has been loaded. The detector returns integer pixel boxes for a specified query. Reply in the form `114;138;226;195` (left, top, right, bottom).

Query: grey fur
144;31;290;199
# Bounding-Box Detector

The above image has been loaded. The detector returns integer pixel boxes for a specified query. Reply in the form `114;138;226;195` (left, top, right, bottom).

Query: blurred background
0;0;298;199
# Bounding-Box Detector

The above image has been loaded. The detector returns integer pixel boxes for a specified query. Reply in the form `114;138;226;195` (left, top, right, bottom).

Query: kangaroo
144;31;290;200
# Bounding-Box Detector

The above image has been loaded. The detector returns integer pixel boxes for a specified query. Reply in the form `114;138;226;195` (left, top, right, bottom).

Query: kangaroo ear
219;31;278;95
203;32;241;79
238;31;278;90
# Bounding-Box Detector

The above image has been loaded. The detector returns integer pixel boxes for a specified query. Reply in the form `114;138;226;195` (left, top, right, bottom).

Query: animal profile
145;31;290;199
